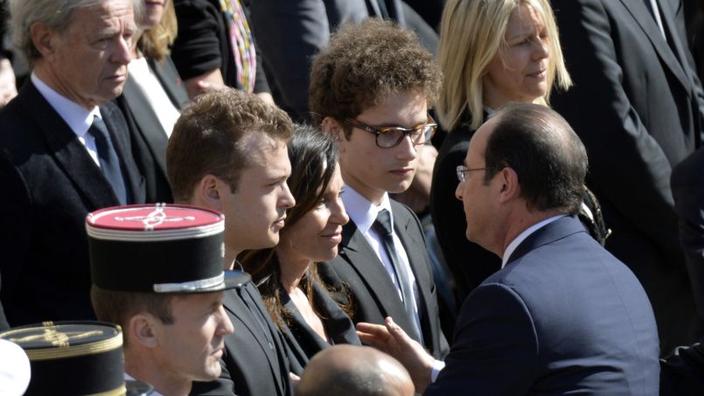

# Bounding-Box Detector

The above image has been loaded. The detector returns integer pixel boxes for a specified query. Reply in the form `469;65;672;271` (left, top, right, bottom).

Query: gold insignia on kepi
0;321;126;395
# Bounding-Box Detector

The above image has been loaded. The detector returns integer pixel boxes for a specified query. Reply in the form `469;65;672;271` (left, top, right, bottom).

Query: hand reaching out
356;316;435;393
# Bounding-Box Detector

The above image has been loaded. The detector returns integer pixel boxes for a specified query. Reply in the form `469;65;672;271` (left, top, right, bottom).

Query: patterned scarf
220;0;257;92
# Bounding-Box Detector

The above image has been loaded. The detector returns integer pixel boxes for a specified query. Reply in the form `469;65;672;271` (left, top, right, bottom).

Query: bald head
483;102;588;213
297;345;414;396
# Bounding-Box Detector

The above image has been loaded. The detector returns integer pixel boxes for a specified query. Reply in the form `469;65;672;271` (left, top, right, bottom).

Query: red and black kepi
86;203;249;293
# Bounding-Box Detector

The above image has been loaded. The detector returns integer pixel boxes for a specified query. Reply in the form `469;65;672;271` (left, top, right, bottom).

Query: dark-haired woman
240;125;360;374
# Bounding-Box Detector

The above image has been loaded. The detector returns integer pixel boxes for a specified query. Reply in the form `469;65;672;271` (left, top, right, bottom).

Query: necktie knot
89;116;109;143
374;209;394;236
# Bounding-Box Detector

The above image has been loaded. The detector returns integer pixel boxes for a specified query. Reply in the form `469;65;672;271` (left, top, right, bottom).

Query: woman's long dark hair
239;124;345;328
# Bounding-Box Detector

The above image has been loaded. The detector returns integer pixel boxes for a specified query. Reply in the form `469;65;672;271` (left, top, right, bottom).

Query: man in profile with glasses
310;19;449;360
356;103;659;395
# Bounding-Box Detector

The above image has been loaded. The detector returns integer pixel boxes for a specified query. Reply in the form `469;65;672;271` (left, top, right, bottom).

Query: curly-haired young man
311;19;449;359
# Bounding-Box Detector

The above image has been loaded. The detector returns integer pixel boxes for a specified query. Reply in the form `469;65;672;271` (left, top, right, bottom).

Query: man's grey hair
10;0;140;61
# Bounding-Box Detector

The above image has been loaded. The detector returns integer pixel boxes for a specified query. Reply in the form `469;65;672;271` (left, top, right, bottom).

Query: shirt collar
341;187;393;234
31;73;100;138
124;372;163;396
501;215;565;268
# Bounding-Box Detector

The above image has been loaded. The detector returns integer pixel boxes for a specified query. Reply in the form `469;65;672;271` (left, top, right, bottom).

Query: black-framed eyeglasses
456;165;486;183
343;115;437;149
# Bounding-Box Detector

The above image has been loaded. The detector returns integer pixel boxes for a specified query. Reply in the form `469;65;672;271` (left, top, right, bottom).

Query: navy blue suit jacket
425;216;660;395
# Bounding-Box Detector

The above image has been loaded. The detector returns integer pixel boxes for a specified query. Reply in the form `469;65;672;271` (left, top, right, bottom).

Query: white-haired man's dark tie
88;116;127;204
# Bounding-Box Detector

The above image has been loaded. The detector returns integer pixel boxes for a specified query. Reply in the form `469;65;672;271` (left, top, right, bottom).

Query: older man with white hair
0;0;145;327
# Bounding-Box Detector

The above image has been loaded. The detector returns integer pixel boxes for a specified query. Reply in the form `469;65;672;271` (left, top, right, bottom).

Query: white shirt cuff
430;359;446;383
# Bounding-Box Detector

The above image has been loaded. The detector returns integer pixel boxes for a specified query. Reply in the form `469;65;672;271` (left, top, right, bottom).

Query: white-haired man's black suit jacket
0;82;145;326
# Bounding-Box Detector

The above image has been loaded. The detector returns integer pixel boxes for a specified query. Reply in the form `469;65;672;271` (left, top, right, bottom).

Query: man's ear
497;167;520;204
194;175;224;211
128;313;160;349
30;22;57;59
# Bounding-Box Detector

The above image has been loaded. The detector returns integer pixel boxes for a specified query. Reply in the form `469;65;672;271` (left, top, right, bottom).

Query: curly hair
309;19;441;127
167;88;293;202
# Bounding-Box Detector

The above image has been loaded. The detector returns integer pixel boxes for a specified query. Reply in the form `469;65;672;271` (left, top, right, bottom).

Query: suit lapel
393;208;432;299
312;283;360;345
21;83;117;209
392;203;434;348
338;222;413;329
121;78;169;176
223;286;286;396
148;58;189;109
657;0;695;84
282;290;329;354
223;289;265;347
100;102;144;203
618;0;690;91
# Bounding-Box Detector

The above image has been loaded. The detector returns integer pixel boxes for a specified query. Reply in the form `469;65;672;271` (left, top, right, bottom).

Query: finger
385;317;413;344
357;331;390;351
356;321;389;334
357;322;392;346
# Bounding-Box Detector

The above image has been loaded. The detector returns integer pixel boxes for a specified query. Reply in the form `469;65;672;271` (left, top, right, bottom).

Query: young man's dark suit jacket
117;57;189;203
319;200;449;359
425;216;661;395
672;148;704;325
550;0;704;352
191;281;292;396
0;82;145;326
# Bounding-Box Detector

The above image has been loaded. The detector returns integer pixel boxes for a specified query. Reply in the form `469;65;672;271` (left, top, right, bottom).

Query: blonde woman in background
430;0;572;304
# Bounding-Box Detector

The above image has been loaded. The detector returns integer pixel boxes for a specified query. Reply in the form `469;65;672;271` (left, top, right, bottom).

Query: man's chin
387;180;414;194
253;234;279;250
195;367;222;382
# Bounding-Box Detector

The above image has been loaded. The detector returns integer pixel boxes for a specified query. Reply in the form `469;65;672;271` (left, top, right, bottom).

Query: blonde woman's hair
138;0;177;61
437;0;572;131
